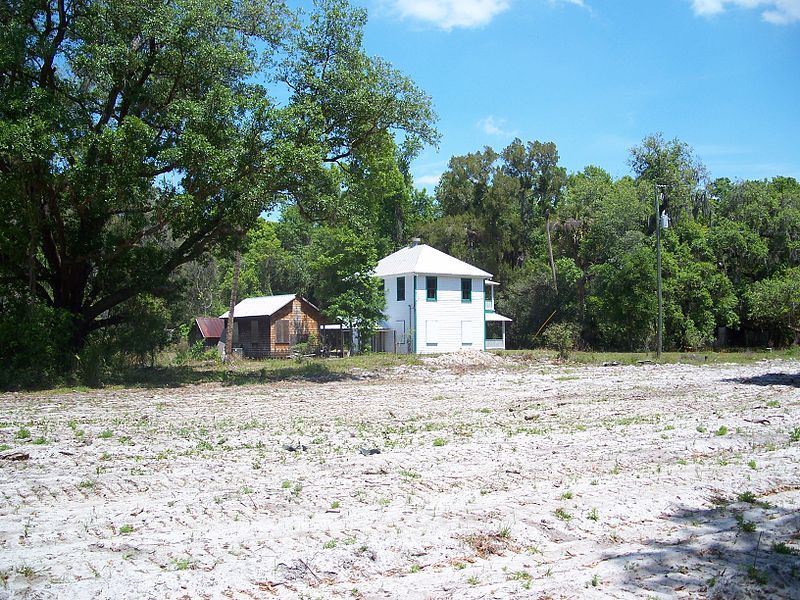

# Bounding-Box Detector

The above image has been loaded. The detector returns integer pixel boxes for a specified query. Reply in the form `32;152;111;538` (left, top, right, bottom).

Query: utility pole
654;184;667;359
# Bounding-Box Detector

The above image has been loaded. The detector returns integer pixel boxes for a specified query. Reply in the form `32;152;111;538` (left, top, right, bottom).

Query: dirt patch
0;359;799;598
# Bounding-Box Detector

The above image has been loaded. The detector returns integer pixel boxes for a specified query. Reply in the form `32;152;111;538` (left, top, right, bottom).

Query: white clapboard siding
415;276;485;353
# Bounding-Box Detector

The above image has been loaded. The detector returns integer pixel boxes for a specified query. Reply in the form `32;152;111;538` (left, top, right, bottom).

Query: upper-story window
426;276;437;301
396;276;405;302
461;278;472;302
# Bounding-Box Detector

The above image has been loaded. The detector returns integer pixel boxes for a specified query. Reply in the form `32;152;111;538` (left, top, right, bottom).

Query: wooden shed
218;295;325;359
189;317;224;348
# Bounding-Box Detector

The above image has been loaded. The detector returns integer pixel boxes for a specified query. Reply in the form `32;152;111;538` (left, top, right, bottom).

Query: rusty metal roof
195;317;224;339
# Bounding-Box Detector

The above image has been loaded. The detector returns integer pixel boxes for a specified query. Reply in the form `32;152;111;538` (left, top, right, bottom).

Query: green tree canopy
747;267;800;346
308;227;386;348
0;0;437;357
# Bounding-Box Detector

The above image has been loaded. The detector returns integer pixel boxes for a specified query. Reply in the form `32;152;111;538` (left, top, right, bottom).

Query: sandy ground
1;355;800;599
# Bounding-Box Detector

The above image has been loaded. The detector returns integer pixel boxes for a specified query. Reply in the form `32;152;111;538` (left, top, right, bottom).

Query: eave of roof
195;317;225;338
375;244;492;278
219;294;297;319
485;312;512;322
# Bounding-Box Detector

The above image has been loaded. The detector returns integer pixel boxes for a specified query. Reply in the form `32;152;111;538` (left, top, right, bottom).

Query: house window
461;278;472;302
426;320;438;345
396;320;406;344
461;320;472;346
396;276;405;302
426;276;437;301
275;320;290;344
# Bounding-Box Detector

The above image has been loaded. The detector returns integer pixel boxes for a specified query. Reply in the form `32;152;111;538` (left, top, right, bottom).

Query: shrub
0;297;75;389
542;323;578;360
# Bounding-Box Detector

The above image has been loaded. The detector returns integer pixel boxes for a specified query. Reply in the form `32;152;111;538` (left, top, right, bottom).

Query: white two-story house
374;240;512;354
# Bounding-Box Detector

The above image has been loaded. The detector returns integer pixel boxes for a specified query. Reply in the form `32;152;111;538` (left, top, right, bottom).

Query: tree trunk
224;249;241;363
546;213;558;293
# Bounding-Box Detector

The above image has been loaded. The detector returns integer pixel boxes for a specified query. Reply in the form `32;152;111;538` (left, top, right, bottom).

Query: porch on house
485;312;512;350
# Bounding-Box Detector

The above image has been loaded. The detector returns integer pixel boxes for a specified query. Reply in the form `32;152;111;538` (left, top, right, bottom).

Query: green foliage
503;258;581;349
747;267;800;345
0;297;75;389
309;228;386;350
586;238;657;350
661;221;739;349
0;0;436;383
542;323;578;360
628;133;707;222
116;295;172;367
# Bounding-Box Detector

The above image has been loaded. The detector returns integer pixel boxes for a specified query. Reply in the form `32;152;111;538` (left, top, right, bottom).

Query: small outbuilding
218;294;325;359
189;317;225;348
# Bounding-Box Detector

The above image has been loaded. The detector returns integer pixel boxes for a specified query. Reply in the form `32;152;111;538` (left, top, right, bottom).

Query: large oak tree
0;0;437;352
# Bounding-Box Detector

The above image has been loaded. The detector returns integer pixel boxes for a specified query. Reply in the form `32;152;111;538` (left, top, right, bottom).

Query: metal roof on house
375;244;492;278
219;294;297;319
195;317;225;339
485;312;512;322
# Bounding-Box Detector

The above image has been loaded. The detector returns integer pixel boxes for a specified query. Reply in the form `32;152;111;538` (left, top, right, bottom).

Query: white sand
1;358;799;599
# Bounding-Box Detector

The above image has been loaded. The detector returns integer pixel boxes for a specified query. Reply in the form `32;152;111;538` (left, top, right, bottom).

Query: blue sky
351;0;800;190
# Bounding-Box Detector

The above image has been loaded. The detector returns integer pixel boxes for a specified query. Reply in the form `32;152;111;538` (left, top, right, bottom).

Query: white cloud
477;116;517;137
690;0;800;24
548;0;589;9
415;173;443;187
392;0;511;30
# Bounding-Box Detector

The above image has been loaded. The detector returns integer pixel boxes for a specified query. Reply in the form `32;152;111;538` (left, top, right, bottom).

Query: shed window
396;276;406;302
426;276;437;301
461;278;472;302
250;320;259;342
275;320;290;344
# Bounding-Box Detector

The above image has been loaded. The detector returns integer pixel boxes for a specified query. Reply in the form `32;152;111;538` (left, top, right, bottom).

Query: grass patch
746;566;767;585
772;541;799;555
735;513;757;533
736;491;771;508
172;557;192;571
558;348;800;366
554;507;572;522
15;566;35;578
